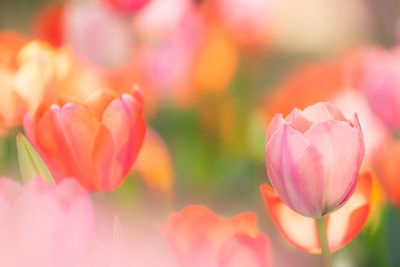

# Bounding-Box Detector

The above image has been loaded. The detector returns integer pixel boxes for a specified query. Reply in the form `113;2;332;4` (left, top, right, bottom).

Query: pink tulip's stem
316;218;332;267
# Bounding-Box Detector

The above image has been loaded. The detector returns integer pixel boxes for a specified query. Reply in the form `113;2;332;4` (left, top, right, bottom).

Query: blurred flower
161;205;271;267
0;31;28;133
0;31;27;70
24;89;146;192
14;40;108;117
371;136;400;206
265;102;364;217
104;0;151;13
208;0;277;50
192;25;238;94
32;2;64;47
132;0;205;108
361;46;400;132
0;175;94;267
64;0;134;68
260;171;372;253
133;0;200;42
134;127;174;194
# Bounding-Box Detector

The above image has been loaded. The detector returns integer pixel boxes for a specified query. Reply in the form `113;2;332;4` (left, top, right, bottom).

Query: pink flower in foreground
24;90;146;192
161;205;271;267
265;102;364;217
0;176;94;267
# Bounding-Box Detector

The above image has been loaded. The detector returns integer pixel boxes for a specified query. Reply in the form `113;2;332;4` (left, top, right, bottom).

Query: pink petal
266;124;325;217
302;102;348;124
303;120;364;214
100;93;146;189
284;108;313;133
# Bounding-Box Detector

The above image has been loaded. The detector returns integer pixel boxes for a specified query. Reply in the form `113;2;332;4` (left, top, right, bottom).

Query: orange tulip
23;89;146;191
161;205;271;267
260;171;372;253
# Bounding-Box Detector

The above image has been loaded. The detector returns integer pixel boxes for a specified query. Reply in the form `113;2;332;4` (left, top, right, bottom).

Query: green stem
316;218;332;267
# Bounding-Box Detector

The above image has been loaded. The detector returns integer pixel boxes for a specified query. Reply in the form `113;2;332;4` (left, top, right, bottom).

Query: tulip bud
265;102;365;217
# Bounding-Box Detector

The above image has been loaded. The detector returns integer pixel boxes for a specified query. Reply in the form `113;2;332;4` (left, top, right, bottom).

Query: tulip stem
316;218;332;267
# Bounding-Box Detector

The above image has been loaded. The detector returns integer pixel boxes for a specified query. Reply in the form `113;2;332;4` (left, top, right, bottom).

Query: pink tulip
361;46;400;131
265;102;364;217
0;175;94;267
23;90;146;192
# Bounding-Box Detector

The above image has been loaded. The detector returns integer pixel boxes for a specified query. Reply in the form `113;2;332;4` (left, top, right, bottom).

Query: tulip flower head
265;102;365;218
24;89;146;192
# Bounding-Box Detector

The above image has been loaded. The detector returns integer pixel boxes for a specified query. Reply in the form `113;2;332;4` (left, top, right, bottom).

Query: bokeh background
1;0;400;266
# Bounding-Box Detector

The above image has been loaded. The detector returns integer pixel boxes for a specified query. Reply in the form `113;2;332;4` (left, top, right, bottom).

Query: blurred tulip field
1;0;400;266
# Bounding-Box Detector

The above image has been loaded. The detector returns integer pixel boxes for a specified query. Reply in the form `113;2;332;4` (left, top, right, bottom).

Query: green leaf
16;133;55;184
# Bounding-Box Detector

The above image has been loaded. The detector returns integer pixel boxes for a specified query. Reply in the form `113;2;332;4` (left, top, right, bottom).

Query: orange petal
260;171;372;253
25;104;100;190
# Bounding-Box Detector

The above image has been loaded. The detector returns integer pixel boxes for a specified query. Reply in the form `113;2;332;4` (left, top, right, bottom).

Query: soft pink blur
0;176;94;267
265;102;365;217
361;46;400;131
64;1;134;68
161;205;271;267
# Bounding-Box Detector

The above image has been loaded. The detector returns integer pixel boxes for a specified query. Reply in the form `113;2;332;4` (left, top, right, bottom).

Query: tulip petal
303;120;364;214
100;93;146;189
26;104;101;190
266;124;325;216
302;102;348;124
24;108;75;183
265;114;285;141
260;172;372;253
284;108;313;133
92;125;115;190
